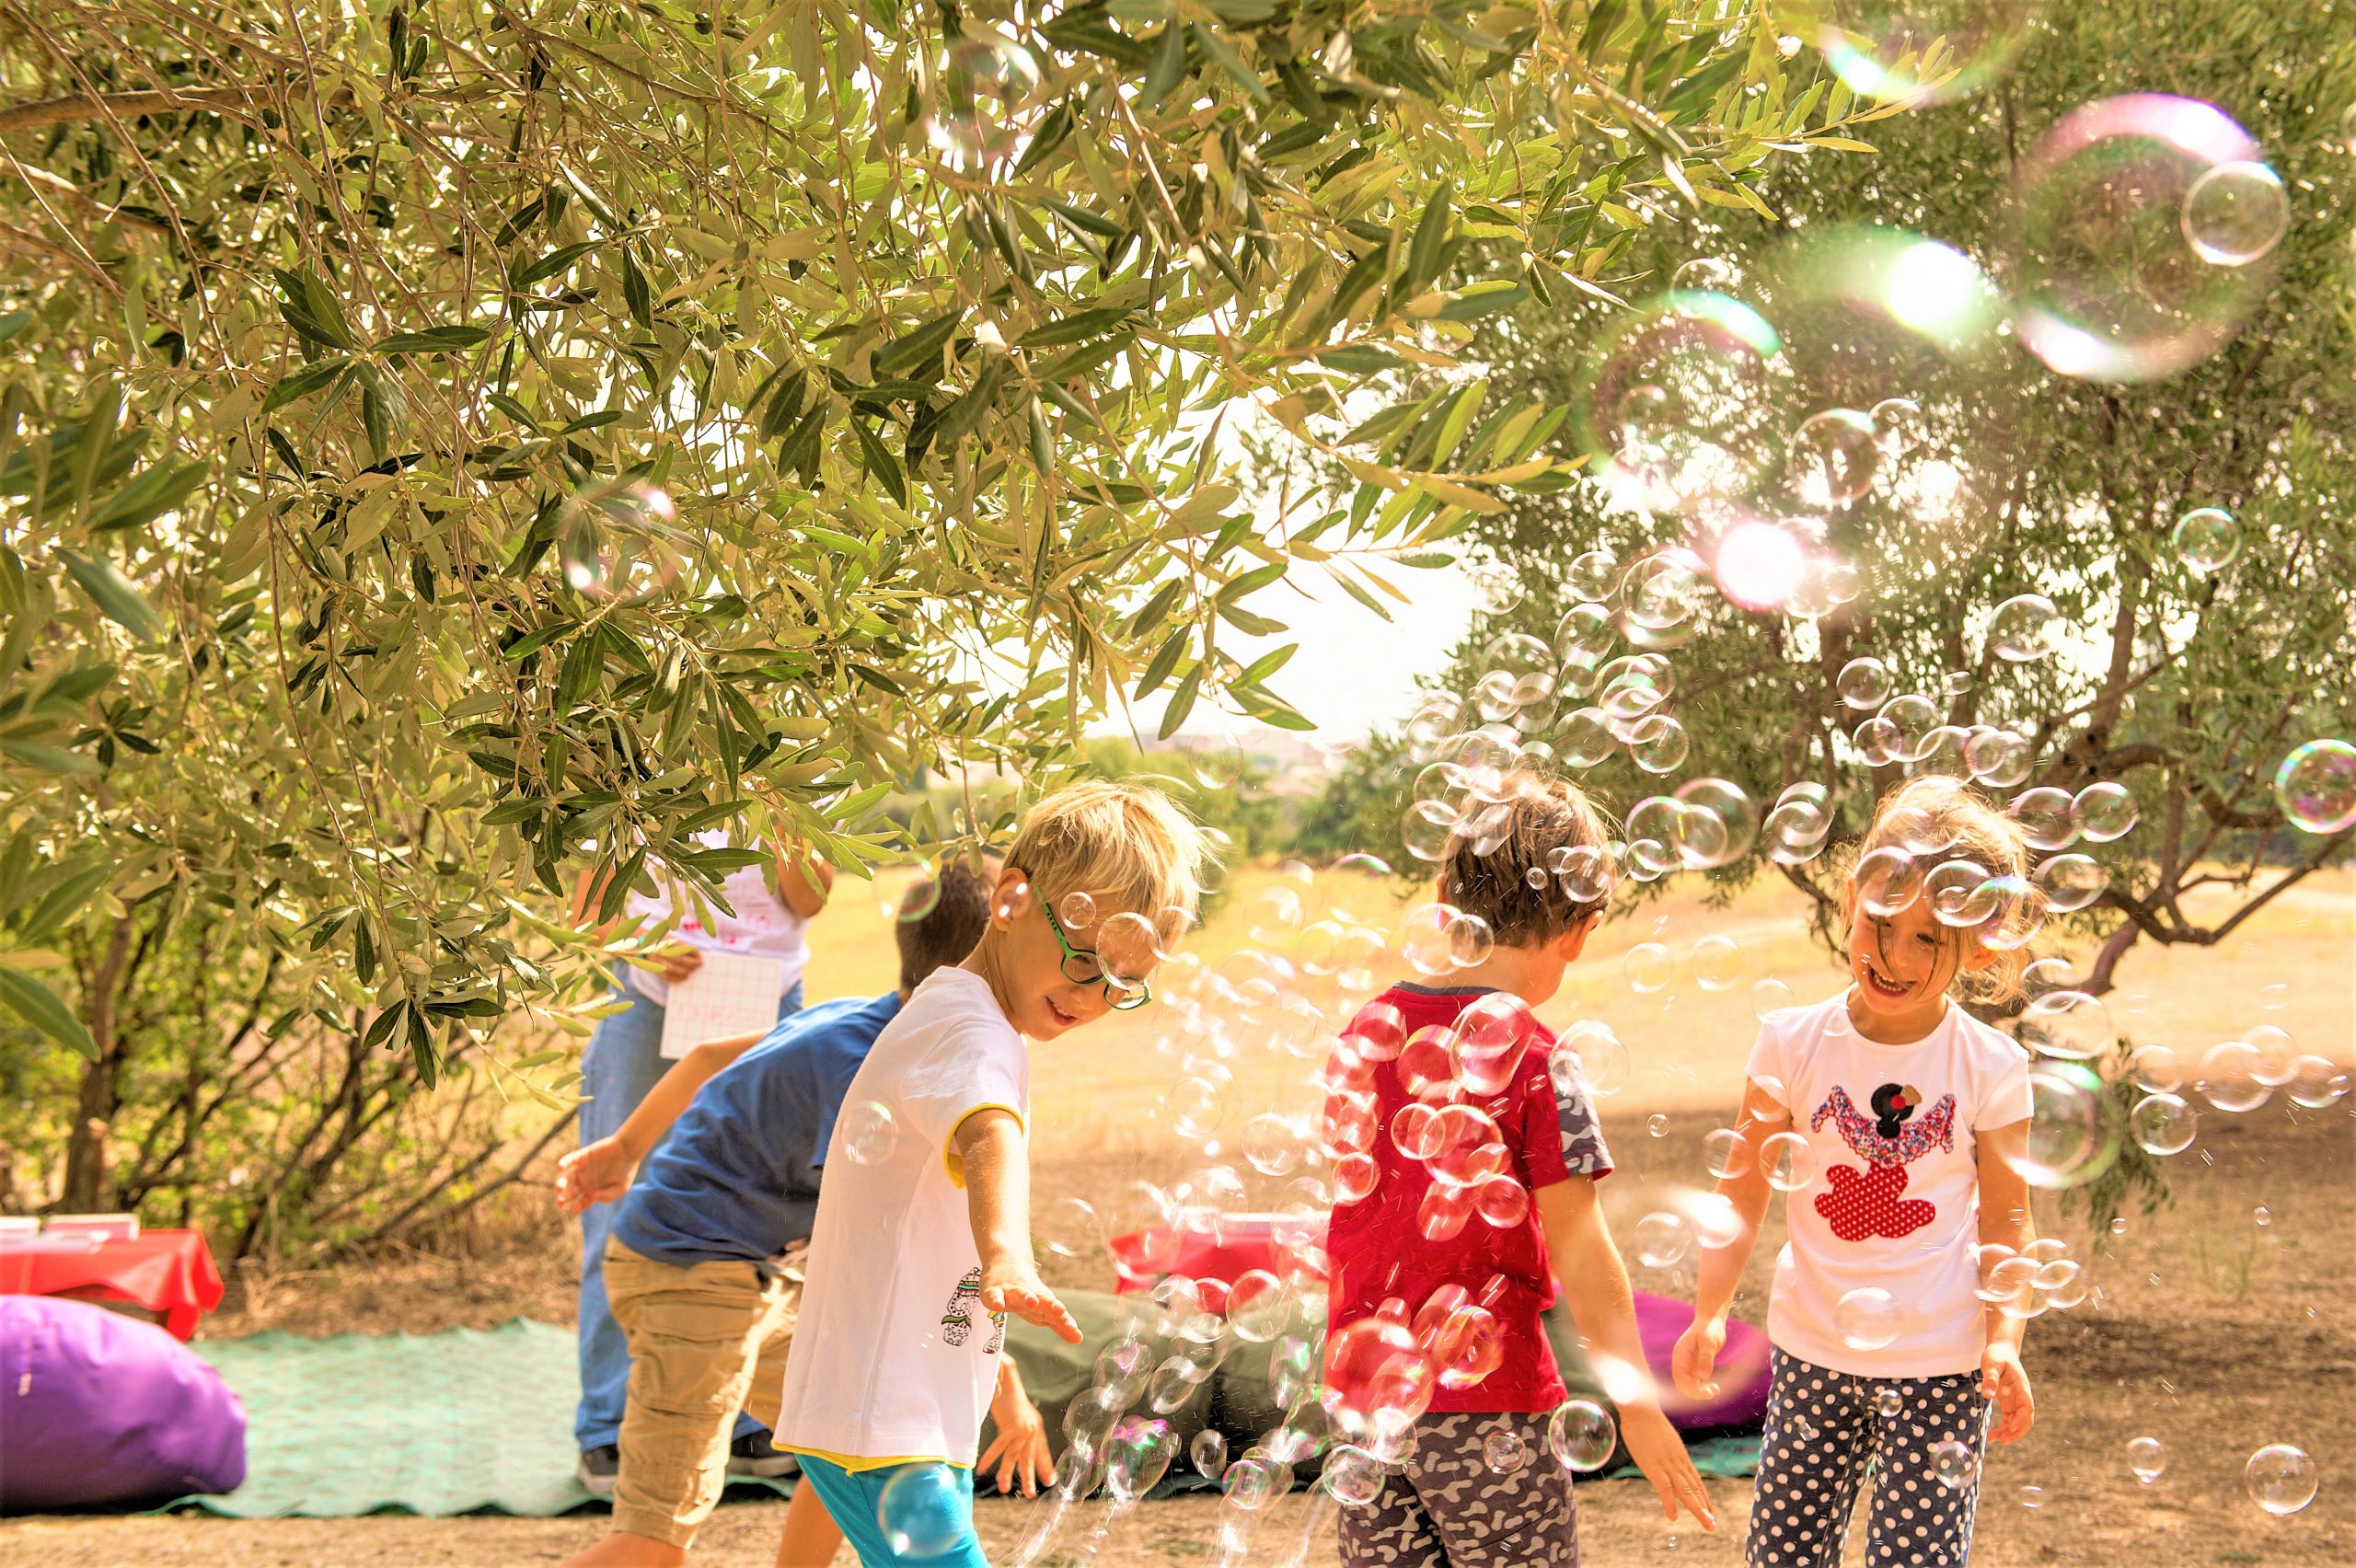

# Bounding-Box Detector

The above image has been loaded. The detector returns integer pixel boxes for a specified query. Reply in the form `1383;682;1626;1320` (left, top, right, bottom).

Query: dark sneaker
727;1429;801;1479
575;1444;619;1497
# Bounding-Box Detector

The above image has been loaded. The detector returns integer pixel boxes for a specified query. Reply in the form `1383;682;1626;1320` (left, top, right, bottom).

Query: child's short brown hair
1438;773;1614;946
895;860;993;990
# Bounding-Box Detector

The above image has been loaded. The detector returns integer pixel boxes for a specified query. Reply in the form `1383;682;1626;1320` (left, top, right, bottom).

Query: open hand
648;943;704;983
1981;1343;2035;1444
980;1262;1081;1343
1671;1314;1728;1401
1622;1403;1717;1530
554;1136;637;1213
981;1389;1058;1496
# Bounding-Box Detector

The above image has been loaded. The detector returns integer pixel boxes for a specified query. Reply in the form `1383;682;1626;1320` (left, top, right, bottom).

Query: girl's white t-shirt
1747;992;2033;1379
775;967;1029;1469
622;833;811;1005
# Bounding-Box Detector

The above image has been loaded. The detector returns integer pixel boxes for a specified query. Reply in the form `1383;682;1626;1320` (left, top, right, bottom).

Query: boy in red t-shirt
1323;775;1715;1565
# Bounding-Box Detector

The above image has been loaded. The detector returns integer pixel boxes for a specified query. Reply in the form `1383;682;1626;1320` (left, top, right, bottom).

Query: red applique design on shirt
1809;1084;1957;1242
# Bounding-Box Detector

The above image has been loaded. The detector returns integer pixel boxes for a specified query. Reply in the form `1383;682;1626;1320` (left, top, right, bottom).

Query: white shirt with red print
1746;993;2033;1379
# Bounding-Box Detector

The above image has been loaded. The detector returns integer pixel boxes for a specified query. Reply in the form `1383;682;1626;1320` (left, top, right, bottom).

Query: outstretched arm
1976;1119;2037;1444
1538;1178;1716;1530
554;1027;769;1211
1676;1078;1782;1398
953;1109;1081;1343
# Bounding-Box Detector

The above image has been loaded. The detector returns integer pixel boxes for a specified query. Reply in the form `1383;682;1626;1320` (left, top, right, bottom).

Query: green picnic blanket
169;1295;1754;1518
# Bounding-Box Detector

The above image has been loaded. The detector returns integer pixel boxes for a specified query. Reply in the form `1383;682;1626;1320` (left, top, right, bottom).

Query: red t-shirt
1322;983;1615;1413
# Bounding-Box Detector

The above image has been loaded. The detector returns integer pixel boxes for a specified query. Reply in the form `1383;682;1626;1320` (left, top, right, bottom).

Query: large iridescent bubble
1788;0;2040;108
2005;95;2280;383
1575;292;1786;513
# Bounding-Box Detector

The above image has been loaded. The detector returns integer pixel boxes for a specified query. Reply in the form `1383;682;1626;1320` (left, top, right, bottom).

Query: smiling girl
1674;777;2040;1567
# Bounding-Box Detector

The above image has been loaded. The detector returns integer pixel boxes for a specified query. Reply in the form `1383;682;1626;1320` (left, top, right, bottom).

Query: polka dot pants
1745;1350;1986;1567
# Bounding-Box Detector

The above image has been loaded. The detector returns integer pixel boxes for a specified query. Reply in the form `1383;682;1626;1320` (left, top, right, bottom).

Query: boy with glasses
772;780;1209;1567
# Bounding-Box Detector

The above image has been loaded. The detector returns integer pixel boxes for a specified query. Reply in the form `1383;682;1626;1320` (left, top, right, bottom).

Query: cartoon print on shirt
941;1266;1007;1352
1809;1082;1958;1242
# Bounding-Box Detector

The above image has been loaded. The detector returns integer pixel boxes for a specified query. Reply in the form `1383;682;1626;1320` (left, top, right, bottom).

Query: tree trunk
59;913;137;1212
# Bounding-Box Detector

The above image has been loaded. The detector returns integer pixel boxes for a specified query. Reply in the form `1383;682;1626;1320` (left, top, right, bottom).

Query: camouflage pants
1335;1412;1580;1568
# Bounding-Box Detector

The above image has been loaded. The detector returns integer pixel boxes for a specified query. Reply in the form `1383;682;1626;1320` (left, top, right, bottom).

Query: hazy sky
1100;555;1484;744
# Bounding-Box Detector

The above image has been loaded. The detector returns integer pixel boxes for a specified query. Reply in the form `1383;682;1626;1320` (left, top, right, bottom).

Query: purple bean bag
0;1296;246;1510
1634;1290;1773;1432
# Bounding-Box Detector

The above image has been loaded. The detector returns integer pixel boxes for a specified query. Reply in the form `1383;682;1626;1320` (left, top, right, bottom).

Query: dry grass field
7;861;2350;1568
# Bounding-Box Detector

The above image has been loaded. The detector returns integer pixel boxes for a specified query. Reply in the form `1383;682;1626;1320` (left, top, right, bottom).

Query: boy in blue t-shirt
554;863;1052;1568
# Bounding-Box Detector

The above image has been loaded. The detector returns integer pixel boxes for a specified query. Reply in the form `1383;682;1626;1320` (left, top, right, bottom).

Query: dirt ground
6;870;2351;1567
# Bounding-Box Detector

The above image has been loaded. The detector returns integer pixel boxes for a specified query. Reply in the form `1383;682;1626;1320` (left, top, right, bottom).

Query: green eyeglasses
1037;889;1152;1010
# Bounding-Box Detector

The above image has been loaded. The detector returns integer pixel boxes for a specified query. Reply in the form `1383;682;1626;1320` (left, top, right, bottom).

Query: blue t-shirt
611;991;903;1271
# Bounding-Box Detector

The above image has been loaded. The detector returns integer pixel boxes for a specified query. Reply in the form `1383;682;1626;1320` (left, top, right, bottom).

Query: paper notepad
658;951;787;1058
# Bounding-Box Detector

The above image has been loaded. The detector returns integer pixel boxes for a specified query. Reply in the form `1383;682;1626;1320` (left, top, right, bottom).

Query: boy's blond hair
1005;778;1213;927
1847;774;2035;1004
1439;772;1614;945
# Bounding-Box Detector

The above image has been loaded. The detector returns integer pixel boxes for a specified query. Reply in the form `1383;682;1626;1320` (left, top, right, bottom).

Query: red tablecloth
0;1229;224;1340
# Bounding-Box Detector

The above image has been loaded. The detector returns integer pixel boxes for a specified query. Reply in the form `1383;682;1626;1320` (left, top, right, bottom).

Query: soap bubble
2127;1043;2185;1095
1105;1416;1176;1501
2072;781;2139;842
1324;1444;1386;1506
1566;548;1622;604
2130;1092;2198;1156
1874;1387;1904;1419
1221;1454;1281;1509
1855;846;1924;916
924;29;1045;167
1169;1077;1223;1138
2274;740;2356;835
1646;1113;1670;1137
2287;1055;2351;1110
1453;992;1542;1095
2197;1040;2271;1113
2128;1435;2165;1483
1761;1131;1817;1191
1871;396;1927;455
1836;1287;1900;1352
1674;777;1761;870
2012;1062;2118;1189
2008;787;2078;851
1190;1428;1229;1481
1796;0;2035;107
2245;1444;2317;1516
1227;1270;1291;1343
1483;1426;1529;1474
2018;990;2115;1062
1764;792;1832;866
1691;934;1742;991
2007;95;2277;382
1751;977;1796;1017
1472;1172;1531;1229
2032;852;2108;912
1625;941;1674;994
1838;656;1893;710
1242;1113;1303;1178
1965;727;2035;789
2172;506;2241;572
1789;408;1881;506
558;478;686;603
2181;161;2290;266
1627;714;1692;774
1577;293;1784;512
1431;1303;1506;1389
1057;890;1098;930
1044;1195;1102;1259
1703;1127;1753;1181
840;1101;899;1165
877;1463;966;1556
2022;957;2077;1000
1402;801;1460;863
1931;1437;1978;1490
1322;1318;1438;1446
1547;1400;1618;1471
1558;1020;1630;1097
2245;1024;2299;1088
1985;594;2060;663
1925;858;1998;927
1634;1211;1693;1270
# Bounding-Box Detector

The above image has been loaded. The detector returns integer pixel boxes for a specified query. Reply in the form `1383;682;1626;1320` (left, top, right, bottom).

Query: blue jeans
574;969;803;1452
796;1457;987;1568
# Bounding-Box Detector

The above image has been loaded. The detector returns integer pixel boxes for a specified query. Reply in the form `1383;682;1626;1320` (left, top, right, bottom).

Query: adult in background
567;836;833;1494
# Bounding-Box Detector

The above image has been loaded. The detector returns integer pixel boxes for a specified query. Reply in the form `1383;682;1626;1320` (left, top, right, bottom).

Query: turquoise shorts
795;1455;987;1568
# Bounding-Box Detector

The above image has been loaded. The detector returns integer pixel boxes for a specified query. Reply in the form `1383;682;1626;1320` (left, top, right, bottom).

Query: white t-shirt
623;833;811;1005
775;967;1029;1469
1747;992;2033;1379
